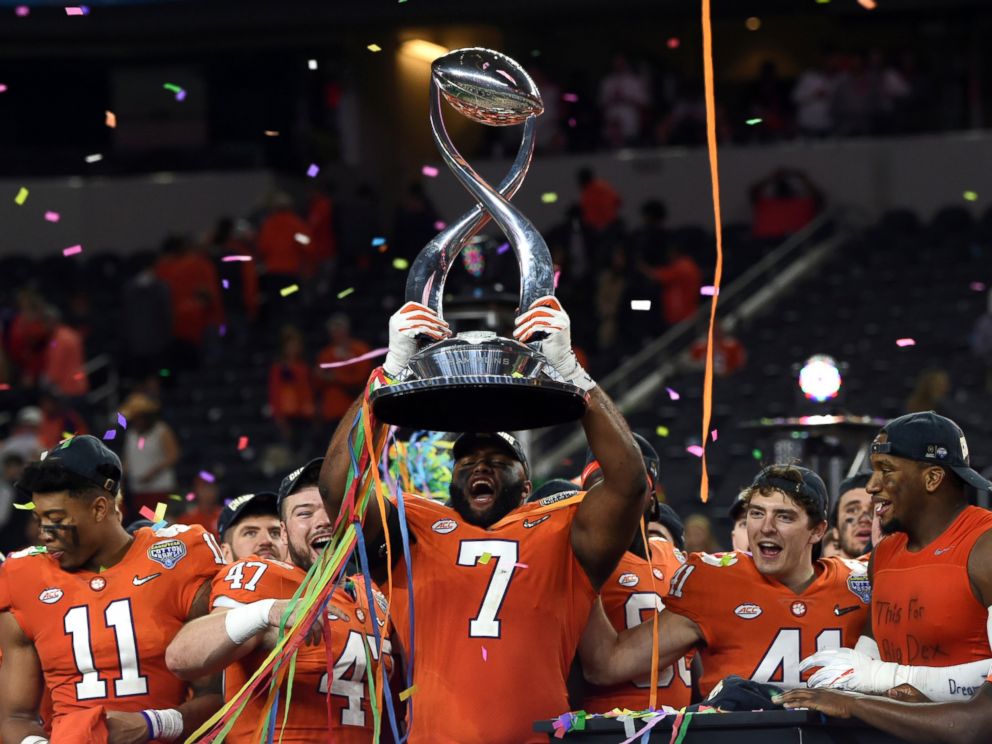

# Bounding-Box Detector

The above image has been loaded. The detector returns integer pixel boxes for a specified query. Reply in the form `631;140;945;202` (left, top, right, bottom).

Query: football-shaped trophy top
432;47;543;126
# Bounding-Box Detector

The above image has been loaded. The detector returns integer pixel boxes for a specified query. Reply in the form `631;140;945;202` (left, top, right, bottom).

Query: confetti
496;242;510;254
686;445;705;458
63;245;83;257
185;492;196;502
630;299;652;311
45;211;61;222
482;647;488;661
137;436;146;449
711;429;718;442
392;258;409;270
963;190;979;202
553;270;561;289
367;43;382;52
117;412;127;429
562;92;579;103
752;448;763;460
65;6;87;15
0;84;7;93
655;426;670;437
307;163;320;178
857;0;877;8
895;338;916;347
14;187;28;205
0;384;10;391
541;192;558;204
746;117;763;125
102;429;116;441
85;153;103;163
970;282;987;292
371;236;387;247
13;502;35;510
163;83;185;101
479;552;492;565
337;287;355;299
433;220;446;230
700;285;719;296
152;520;168;530
139;506;156;521
15;6;29;16
666;37;680;49
421;165;439;177
221;279;229;289
319;347;387;369
169;494;183;501
105;110;116;128
199;470;215;483
745;16;761;30
666;387;680;401
294;232;311;245
399;685;417;701
264;130;280;137
158;369;170;377
222;254;252;262
154;502;167;522
237;436;249;451
280;284;300;297
514;562;528;569
307;59;318;70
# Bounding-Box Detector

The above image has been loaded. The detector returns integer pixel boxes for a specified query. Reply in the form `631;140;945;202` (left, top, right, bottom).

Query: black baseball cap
750;464;829;522
33;435;122;494
728;491;748;521
872;411;992;493
582;433;660;491
218;491;279;536
277;458;325;506
452;432;529;479
654;502;685;551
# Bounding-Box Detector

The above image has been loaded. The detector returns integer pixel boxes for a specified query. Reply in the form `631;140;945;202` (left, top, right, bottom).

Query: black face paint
42;523;80;547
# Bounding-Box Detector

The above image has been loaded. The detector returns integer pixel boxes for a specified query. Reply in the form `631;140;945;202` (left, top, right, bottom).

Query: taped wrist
140;709;184;742
553;351;596;392
20;737;49;744
224;599;275;645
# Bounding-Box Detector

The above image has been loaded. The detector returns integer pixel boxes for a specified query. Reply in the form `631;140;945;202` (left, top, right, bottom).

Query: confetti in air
163;83;186;101
630;300;652;311
222;255;252;262
294;233;311;245
496;242;510;254
139;506;156;521
14;187;28;205
237;436;249;451
13;502;35;510
337;287;355;299
553;270;561;289
117;412;127;429
895;338;916;347
421;165;439;177
746;118;763;125
367;43;382;52
102;429;116;441
15;6;29;16
540;192;558;204
666;387;680;401
137;436;146;449
63;245;83;257
711;429;718;442
562;92;579;103
700;285;718;296
392;258;409;270
655;426;670;437
433;220;446;230
221;279;229;289
307;163;320;178
199;470;215;483
105;110;116;128
280;284;300;297
686;445;705;458
482;647;488;662
667;37;680;49
264;130;280;137
752;449;763;460
963;191;979;202
308;59;318;70
45;211;61;222
371;236;387;247
970;282;987;292
857;0;877;8
0;84;7;93
85;153;103;163
65;6;88;15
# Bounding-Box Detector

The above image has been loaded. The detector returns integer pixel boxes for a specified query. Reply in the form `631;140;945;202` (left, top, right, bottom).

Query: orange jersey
0;525;224;723
663;552;869;696
872;506;992;666
209;557;391;744
583;538;693;713
387;492;596;744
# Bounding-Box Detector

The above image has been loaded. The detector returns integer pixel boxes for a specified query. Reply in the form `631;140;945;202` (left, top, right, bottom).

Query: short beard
449;478;525;528
288;540;313;571
879;517;906;536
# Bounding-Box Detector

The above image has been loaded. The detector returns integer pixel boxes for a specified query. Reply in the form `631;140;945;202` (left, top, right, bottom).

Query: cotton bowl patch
147;539;187;569
847;573;872;604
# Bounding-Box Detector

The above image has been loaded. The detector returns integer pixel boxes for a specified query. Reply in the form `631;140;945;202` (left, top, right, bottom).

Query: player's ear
520;479;532;503
91;493;113;523
922;465;945;494
809;518;828;546
221;542;234;562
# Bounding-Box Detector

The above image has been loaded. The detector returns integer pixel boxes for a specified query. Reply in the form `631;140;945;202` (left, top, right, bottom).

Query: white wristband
556;352;597;392
224;599;275;645
142;708;184;742
21;737;49;744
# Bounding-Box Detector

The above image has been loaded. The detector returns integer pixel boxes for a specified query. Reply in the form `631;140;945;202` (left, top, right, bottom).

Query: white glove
513;296;595;392
383;302;451;378
800;648;899;693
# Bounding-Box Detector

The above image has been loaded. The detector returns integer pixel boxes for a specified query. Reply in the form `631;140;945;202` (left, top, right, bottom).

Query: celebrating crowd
1;292;992;744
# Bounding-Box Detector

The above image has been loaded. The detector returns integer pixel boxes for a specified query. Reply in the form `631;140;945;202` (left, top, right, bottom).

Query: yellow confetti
280;284;300;297
964;190;979;202
13;502;35;510
14;187;28;205
337;287;355;299
540;192;558;204
392;258;409;270
367;43;382;52
154;502;167;522
479;552;492;565
510;371;524;379
655;426;670;437
105;110;117;128
399;685;417;701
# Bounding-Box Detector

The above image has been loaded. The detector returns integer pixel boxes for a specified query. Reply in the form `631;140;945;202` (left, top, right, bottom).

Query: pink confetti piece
319;347;387;369
102;429;116;441
711;429;718;442
139;506;156;520
970;282;986;292
481;646;488;661
514;562;528;569
137;436;146;450
117;412;127;429
700;285;719;296
222;255;252;262
667;37;681;49
562;92;579;103
895;338;916;347
495;69;517;85
0;84;7;94
198;470;215;483
553;270;561;289
65;6;87;16
421;165;439;177
666;387;680;400
44;211;60;222
433;220;446;230
62;245;82;257
496;242;510;254
237;436;249;451
0;383;10;391
185;491;196;502
687;445;705;457
15;6;29;17
307;163;320;178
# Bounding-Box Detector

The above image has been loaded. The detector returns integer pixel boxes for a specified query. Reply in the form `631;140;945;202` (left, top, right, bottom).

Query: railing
84;353;119;422
531;208;858;479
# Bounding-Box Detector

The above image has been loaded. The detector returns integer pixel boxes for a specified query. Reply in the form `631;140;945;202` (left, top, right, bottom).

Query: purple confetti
15;6;29;16
219;324;226;337
711;429;718;442
666;387;680;401
700;285;718;296
970;282;987;292
221;279;229;289
198;470;215;483
553;270;561;289
433;220;446;231
562;92;579;103
895;338;916;347
63;245;83;257
102;429;116;441
307;163;320;178
496;242;510;255
175;89;187;102
117;412;127;429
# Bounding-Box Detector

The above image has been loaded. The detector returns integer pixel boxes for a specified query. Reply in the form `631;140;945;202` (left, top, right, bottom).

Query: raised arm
514;296;646;588
0;612;47;743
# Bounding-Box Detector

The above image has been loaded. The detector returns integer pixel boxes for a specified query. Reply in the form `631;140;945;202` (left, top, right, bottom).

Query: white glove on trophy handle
513;296;596;392
382;301;452;378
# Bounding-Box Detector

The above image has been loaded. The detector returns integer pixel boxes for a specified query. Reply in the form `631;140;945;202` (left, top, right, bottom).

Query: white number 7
457;540;518;638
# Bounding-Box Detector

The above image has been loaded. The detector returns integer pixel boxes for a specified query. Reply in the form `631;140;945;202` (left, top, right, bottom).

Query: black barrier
536;710;909;742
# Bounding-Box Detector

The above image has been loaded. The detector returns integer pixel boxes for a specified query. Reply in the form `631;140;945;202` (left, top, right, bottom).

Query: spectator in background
683;512;722;553
37;390;88;449
577;167;622;235
971;289;992;393
631;199;668;268
728;491;749;552
257;191;314;297
120;392;179;519
832;52;876;137
792;53;839;138
39;304;89;401
210;217;260;343
594;246;629;353
0;406;44;462
833;473;872;560
687;323;747;377
307;182;337;271
6;288;48;388
598;53;649;148
392;182;440;262
316;315;372;438
750;167;824;240
335;184;380;278
644;243;702;328
178;472;223;535
905;367;951;413
865;49;911;134
0;452;28;553
268;325;315;455
744;60;792;142
820;528;843;558
121;259;172;385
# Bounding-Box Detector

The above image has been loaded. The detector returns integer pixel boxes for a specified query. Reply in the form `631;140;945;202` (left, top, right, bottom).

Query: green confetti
280;284;300;297
337;287;355;299
479;552;492;564
510;371;525;379
655;425;670;437
159;368;171;377
13;501;35;510
14;187;28;205
745;118;763;126
752;448;763;460
964;190;979;202
392;258;410;270
540;192;558;204
163;83;182;94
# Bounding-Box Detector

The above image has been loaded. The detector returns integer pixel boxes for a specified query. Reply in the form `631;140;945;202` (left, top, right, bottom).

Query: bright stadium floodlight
798;354;842;403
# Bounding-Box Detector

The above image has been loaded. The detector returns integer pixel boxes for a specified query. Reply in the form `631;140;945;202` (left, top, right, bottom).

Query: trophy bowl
370;332;588;432
432;47;543;126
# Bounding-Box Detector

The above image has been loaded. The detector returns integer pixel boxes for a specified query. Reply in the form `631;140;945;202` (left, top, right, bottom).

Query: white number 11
457;540;519;638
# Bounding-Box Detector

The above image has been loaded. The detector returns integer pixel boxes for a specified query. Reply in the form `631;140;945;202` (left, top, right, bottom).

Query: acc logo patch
147;539;187;569
652;567;664;581
847;573;872;604
38;587;64;604
618;572;639;588
431;519;458;534
700;552;738;567
356;608;366;624
734;602;762;620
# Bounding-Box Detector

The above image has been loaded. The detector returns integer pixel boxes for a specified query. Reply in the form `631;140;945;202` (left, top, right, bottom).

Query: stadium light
798;354;842;403
400;40;449;64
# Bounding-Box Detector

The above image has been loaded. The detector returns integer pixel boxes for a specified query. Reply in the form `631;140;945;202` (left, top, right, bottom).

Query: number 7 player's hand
513;296;595;392
382;302;451;378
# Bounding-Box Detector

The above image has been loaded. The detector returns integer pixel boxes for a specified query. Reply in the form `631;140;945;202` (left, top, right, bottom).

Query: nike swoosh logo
833;604;861;616
934;546;955;555
132;573;162;586
523;515;550;529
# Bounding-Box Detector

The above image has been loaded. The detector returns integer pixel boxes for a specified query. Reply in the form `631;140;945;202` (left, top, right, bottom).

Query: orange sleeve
211;557;300;610
168;525;228;616
661;553;725;645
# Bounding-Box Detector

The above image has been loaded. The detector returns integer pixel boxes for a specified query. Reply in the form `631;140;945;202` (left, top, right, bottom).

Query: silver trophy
370;47;590;432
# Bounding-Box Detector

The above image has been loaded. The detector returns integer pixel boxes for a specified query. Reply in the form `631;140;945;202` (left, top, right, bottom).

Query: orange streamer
699;0;723;503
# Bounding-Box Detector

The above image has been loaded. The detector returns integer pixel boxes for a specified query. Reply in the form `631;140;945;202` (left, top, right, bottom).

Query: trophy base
369;375;589;432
